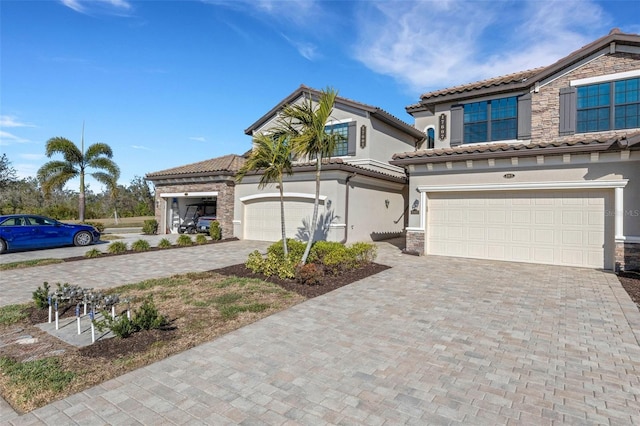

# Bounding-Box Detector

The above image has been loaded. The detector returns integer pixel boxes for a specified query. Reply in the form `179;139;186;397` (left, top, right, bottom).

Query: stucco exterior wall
531;52;640;143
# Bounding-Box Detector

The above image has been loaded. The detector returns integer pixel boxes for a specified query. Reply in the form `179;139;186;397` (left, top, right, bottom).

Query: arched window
426;127;435;149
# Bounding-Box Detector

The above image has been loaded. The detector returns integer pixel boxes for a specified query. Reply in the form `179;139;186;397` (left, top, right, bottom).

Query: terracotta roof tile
146;154;245;178
391;131;640;163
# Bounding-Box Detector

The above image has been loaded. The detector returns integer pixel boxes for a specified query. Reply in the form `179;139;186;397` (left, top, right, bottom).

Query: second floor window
327;122;349;156
463;97;517;143
577;77;640;133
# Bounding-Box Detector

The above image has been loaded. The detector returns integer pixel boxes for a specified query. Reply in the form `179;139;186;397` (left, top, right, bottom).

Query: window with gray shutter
450;106;463;146
347;121;357;155
559;87;577;136
517;93;532;139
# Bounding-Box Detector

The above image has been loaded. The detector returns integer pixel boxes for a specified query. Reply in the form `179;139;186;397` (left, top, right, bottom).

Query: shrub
176;234;192;246
142;219;158;235
295;263;324;285
348;242;377;266
134;297;167;331
322;245;353;274
195;234;208;245
245;249;296;279
267;239;307;264
84;248;102;258
32;282;51;309
103;315;137;338
108;241;128;254
158;238;172;248
209;221;221;240
245;250;265;274
83;221;105;233
310;241;344;264
131;239;151;252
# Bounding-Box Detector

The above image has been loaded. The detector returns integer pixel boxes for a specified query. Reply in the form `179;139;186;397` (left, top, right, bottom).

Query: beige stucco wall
234;170;406;243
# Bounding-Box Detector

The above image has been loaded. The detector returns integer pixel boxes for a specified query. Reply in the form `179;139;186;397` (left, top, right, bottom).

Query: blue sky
2;0;639;191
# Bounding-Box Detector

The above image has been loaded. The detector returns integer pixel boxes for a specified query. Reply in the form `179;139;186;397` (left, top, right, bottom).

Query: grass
0;259;63;271
0;271;305;413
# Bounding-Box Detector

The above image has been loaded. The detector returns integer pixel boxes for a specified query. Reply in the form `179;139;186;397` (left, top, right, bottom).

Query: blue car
0;214;101;254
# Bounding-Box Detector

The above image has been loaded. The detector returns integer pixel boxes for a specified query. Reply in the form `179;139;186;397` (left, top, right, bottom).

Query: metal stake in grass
48;295;52;323
76;304;81;335
89;308;95;343
54;299;59;330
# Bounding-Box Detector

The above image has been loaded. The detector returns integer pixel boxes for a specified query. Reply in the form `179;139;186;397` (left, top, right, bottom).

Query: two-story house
147;85;425;244
392;29;640;271
235;85;424;243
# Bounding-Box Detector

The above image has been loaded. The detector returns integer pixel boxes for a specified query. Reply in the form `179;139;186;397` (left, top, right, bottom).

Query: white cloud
0;130;29;145
60;0;133;16
131;145;152;151
351;0;611;93
0;115;35;128
189;137;206;142
281;34;320;61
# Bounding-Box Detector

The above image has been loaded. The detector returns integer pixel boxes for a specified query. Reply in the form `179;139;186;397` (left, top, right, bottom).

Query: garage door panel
244;199;317;242
427;190;611;269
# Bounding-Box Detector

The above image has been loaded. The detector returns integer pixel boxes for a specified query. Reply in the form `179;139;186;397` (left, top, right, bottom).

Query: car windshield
27;216;59;226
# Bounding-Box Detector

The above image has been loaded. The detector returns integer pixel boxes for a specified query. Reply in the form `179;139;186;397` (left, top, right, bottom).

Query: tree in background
277;87;343;264
0;153;18;189
37;134;120;221
236;132;293;255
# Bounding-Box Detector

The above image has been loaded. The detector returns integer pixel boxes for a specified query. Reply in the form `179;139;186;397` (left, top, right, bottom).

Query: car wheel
0;238;6;254
74;231;93;247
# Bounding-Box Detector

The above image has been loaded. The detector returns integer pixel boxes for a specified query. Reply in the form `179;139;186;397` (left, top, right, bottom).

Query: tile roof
245;84;425;140
407;29;640;111
146;154;246;179
391;131;640;165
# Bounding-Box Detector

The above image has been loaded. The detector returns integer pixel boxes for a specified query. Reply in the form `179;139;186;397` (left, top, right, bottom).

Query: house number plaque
438;113;447;140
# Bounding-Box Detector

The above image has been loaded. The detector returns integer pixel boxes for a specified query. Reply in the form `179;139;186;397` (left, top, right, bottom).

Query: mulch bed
619;271;640;308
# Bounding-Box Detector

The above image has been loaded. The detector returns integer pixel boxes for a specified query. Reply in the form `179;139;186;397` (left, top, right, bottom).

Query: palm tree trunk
301;159;321;264
79;172;85;222
279;179;288;257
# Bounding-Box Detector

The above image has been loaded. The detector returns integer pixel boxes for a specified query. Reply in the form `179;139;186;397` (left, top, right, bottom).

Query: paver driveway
2;241;640;424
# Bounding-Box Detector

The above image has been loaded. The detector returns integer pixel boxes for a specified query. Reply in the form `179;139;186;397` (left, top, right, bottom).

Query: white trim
160;191;218;198
328;223;346;229
326;118;354;126
417;180;628;193
405;227;425;232
239;192;327;202
232;220;241;225
571;69;640;87
615;186;625;241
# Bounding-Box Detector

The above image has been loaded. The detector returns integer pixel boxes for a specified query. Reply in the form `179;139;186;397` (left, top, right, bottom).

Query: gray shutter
347;121;357;155
517;93;532;139
450;106;463;147
559;87;577;136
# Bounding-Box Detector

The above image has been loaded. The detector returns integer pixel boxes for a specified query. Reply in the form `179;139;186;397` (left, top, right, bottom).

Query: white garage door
244;198;318;242
427;190;612;269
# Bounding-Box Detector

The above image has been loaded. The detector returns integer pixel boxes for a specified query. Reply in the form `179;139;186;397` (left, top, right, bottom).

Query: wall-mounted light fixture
385;199;390;209
503;173;515;179
360;125;367;149
411;199;419;214
326;199;332;209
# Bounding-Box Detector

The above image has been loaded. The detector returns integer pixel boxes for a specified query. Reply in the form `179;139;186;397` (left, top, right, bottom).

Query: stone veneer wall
153;181;235;238
616;242;640;272
531;52;640;144
405;230;425;255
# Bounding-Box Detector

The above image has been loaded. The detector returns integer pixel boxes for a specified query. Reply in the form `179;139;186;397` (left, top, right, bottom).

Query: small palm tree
237;132;294;255
277;87;343;264
37;135;120;222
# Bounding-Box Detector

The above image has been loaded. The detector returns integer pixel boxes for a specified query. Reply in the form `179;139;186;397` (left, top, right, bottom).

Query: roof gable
245;84;424;140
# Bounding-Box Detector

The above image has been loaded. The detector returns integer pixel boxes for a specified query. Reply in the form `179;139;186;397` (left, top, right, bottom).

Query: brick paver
2;241;640;424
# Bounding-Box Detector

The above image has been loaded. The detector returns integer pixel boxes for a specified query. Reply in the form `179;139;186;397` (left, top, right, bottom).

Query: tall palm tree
277;87;344;264
236;132;294;255
37;134;120;222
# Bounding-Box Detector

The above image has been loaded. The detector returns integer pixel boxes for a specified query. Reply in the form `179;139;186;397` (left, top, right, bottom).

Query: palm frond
45;137;83;164
85;143;114;160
